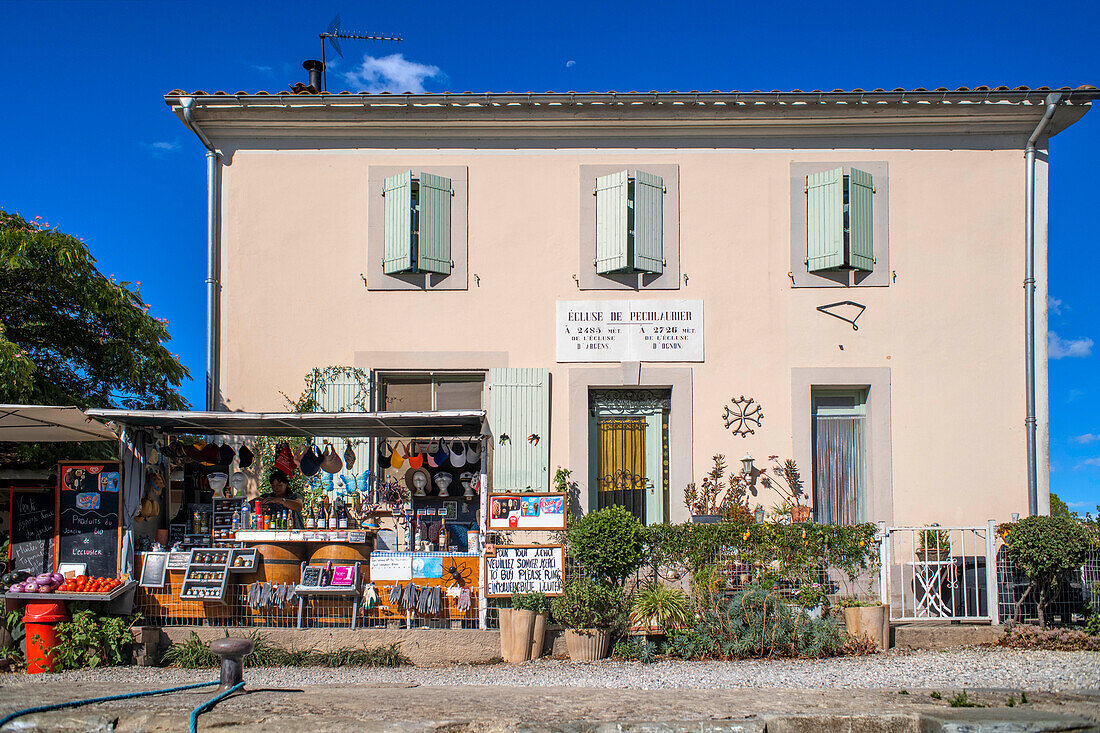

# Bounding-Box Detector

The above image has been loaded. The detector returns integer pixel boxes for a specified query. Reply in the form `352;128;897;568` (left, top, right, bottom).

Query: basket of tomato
58;576;124;595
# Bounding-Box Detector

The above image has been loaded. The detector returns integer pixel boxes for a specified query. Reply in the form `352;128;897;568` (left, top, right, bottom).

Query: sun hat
343;441;356;471
425;440;442;468
433;471;453;496
407;441;425;469
299;445;324;477
405;466;431;497
274;443;297;475
237;444;254;469
390;441;406;470
218;443;236;466
198;443;221;466
182;441;207;463
465;440;481;463
449;440;467;468
320;443;344;474
459;471;476;498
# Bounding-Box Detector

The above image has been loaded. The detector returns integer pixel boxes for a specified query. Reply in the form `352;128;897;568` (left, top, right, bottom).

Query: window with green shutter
595;170;665;275
382;171;453;275
806;167;874;274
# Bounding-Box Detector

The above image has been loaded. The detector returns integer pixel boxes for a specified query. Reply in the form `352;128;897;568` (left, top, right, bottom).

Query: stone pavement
1;680;1099;732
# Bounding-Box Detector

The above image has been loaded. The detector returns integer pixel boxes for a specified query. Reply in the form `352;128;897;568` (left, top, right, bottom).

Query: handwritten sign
484;545;564;597
488;493;567;531
8;489;55;574
369;553;413;581
56;462;121;579
556;300;704;362
140;552;169;588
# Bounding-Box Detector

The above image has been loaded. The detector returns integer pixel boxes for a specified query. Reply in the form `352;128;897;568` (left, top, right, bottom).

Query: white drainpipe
180;98;221;411
1024;92;1062;516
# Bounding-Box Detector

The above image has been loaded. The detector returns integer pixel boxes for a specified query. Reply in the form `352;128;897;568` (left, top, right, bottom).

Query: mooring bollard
209;637;254;691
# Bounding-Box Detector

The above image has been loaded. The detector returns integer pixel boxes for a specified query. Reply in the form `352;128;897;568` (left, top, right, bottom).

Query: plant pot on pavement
564;628;611;661
530;611;548;659
842;604;889;651
509;608;537;663
498;608;514;662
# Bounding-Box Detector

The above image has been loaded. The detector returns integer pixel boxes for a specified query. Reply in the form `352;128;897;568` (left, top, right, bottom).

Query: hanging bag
320;443;344;474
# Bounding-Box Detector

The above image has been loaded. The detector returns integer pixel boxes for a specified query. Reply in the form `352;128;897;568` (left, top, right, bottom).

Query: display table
369;551;479;625
4;580;138;615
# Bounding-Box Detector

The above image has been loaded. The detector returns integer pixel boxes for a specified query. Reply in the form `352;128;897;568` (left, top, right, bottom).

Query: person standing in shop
263;470;305;529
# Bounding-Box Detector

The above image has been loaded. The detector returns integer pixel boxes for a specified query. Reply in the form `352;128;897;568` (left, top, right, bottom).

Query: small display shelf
179;548;231;602
228;548;257;572
213;498;244;549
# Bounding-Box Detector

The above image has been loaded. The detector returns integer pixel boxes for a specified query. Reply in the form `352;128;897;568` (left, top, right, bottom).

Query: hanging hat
405;466;431;497
237;444;254;469
182;441;207;463
199;443;221;466
343;441;356;471
466;440;481;463
390;441;406;470
299;445;324;477
320;443;344;474
449;440;468;468
274;443;297;475
433;471;453;497
432;440;450;468
218;443;236;466
425;440;442;468
291;444;308;463
407;441;425;469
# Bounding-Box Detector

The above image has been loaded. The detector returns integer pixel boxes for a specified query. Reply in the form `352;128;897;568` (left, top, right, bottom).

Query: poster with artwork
487;493;566;531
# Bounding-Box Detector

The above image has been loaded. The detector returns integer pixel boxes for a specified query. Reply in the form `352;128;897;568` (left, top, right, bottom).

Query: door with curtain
588;389;671;525
811;390;868;525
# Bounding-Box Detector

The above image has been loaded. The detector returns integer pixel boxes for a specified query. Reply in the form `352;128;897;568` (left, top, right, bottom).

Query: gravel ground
9;648;1100;693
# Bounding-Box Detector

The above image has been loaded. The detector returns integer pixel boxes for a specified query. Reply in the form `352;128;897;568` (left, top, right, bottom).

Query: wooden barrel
303;542;374;627
245;543;307;625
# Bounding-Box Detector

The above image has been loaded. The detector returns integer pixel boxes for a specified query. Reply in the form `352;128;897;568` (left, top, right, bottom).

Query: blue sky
2;0;1097;508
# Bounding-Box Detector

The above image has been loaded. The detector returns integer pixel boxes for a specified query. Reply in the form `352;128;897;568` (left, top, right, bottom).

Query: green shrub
694;582;844;659
614;636;657;663
664;630;707;659
47;610;139;671
551;579;628;630
997;623;1100;651
1004;515;1090;626
511;592;549;614
630;582;693;633
162;631;410;668
568;505;645;585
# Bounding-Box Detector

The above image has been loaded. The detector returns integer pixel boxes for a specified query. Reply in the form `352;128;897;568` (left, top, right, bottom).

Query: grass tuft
162;632;410;669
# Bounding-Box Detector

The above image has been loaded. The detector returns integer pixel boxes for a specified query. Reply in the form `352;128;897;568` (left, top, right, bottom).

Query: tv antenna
319;14;402;91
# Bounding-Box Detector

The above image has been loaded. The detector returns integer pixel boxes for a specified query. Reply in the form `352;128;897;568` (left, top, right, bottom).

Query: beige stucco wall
213;141;1047;527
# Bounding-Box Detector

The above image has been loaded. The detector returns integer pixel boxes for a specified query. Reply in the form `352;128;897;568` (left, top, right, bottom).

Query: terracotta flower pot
531;612;548;659
565;628;611;661
789;505;813;523
510;609;537;663
842;604;889;651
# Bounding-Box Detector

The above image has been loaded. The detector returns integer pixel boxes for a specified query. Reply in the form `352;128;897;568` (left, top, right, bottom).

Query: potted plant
917;529;951;561
685;454;757;523
756;457;812;523
630;582;692;636
837;597;888;650
550;579;626;661
509;592;549;661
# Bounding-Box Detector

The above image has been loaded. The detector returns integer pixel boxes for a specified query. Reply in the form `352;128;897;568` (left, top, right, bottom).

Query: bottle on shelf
306;503;316;529
338;498;348;529
328;499;338;530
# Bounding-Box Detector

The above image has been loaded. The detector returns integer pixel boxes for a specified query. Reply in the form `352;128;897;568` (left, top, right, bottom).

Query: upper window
595;170;665;275
382;171;453;275
579;164;680;291
806;168;874;273
377;372;484;412
790;162;889;288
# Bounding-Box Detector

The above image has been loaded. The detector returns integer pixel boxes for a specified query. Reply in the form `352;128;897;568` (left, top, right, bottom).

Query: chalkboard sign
300;565;323;587
8;489;55;574
56;462;121;579
139;552;168;588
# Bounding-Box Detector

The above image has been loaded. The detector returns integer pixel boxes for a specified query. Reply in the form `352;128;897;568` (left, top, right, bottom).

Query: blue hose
189;681;245;733
0;680;219;730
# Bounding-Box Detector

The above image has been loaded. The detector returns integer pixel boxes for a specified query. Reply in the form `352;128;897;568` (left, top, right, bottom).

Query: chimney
303;60;324;92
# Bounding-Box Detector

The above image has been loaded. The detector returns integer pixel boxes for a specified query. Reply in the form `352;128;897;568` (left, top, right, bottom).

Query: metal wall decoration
723;395;764;437
817;301;866;331
589;389;672;416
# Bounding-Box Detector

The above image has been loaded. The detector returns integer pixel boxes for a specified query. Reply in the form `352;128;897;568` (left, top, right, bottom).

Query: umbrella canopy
0;404;116;442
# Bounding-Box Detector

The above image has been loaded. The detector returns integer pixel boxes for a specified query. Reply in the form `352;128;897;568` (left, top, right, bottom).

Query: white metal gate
878;521;999;623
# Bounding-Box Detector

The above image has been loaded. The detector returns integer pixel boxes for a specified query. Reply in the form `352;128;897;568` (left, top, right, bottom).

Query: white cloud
1073;434;1100;444
1049;331;1093;359
1077;457;1100;469
342;53;442;93
251;65;273;73
1068;501;1091;508
1048;295;1063;315
566;60;576;68
141;140;180;158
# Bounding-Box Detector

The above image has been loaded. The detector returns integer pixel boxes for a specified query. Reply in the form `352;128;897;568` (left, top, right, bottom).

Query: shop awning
0;404;117;442
84;408;487;439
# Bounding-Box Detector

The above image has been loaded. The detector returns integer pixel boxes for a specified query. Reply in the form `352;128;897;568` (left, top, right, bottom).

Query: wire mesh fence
997;547;1100;625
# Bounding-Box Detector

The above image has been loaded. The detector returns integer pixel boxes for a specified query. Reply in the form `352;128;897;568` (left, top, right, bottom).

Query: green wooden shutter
806;168;844;272
382;171;413;274
595;171;629;274
847;168;875;272
632;170;665;274
488;368;550;492
417;172;452;275
313;369;373;475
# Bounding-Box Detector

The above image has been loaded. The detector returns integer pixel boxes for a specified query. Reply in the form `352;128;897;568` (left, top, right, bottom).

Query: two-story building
167;84;1094;528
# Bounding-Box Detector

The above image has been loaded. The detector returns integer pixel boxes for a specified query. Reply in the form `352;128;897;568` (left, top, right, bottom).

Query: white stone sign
556;300;704;362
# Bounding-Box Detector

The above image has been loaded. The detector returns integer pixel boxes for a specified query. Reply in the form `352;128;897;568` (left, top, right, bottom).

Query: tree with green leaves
1;210;189;461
